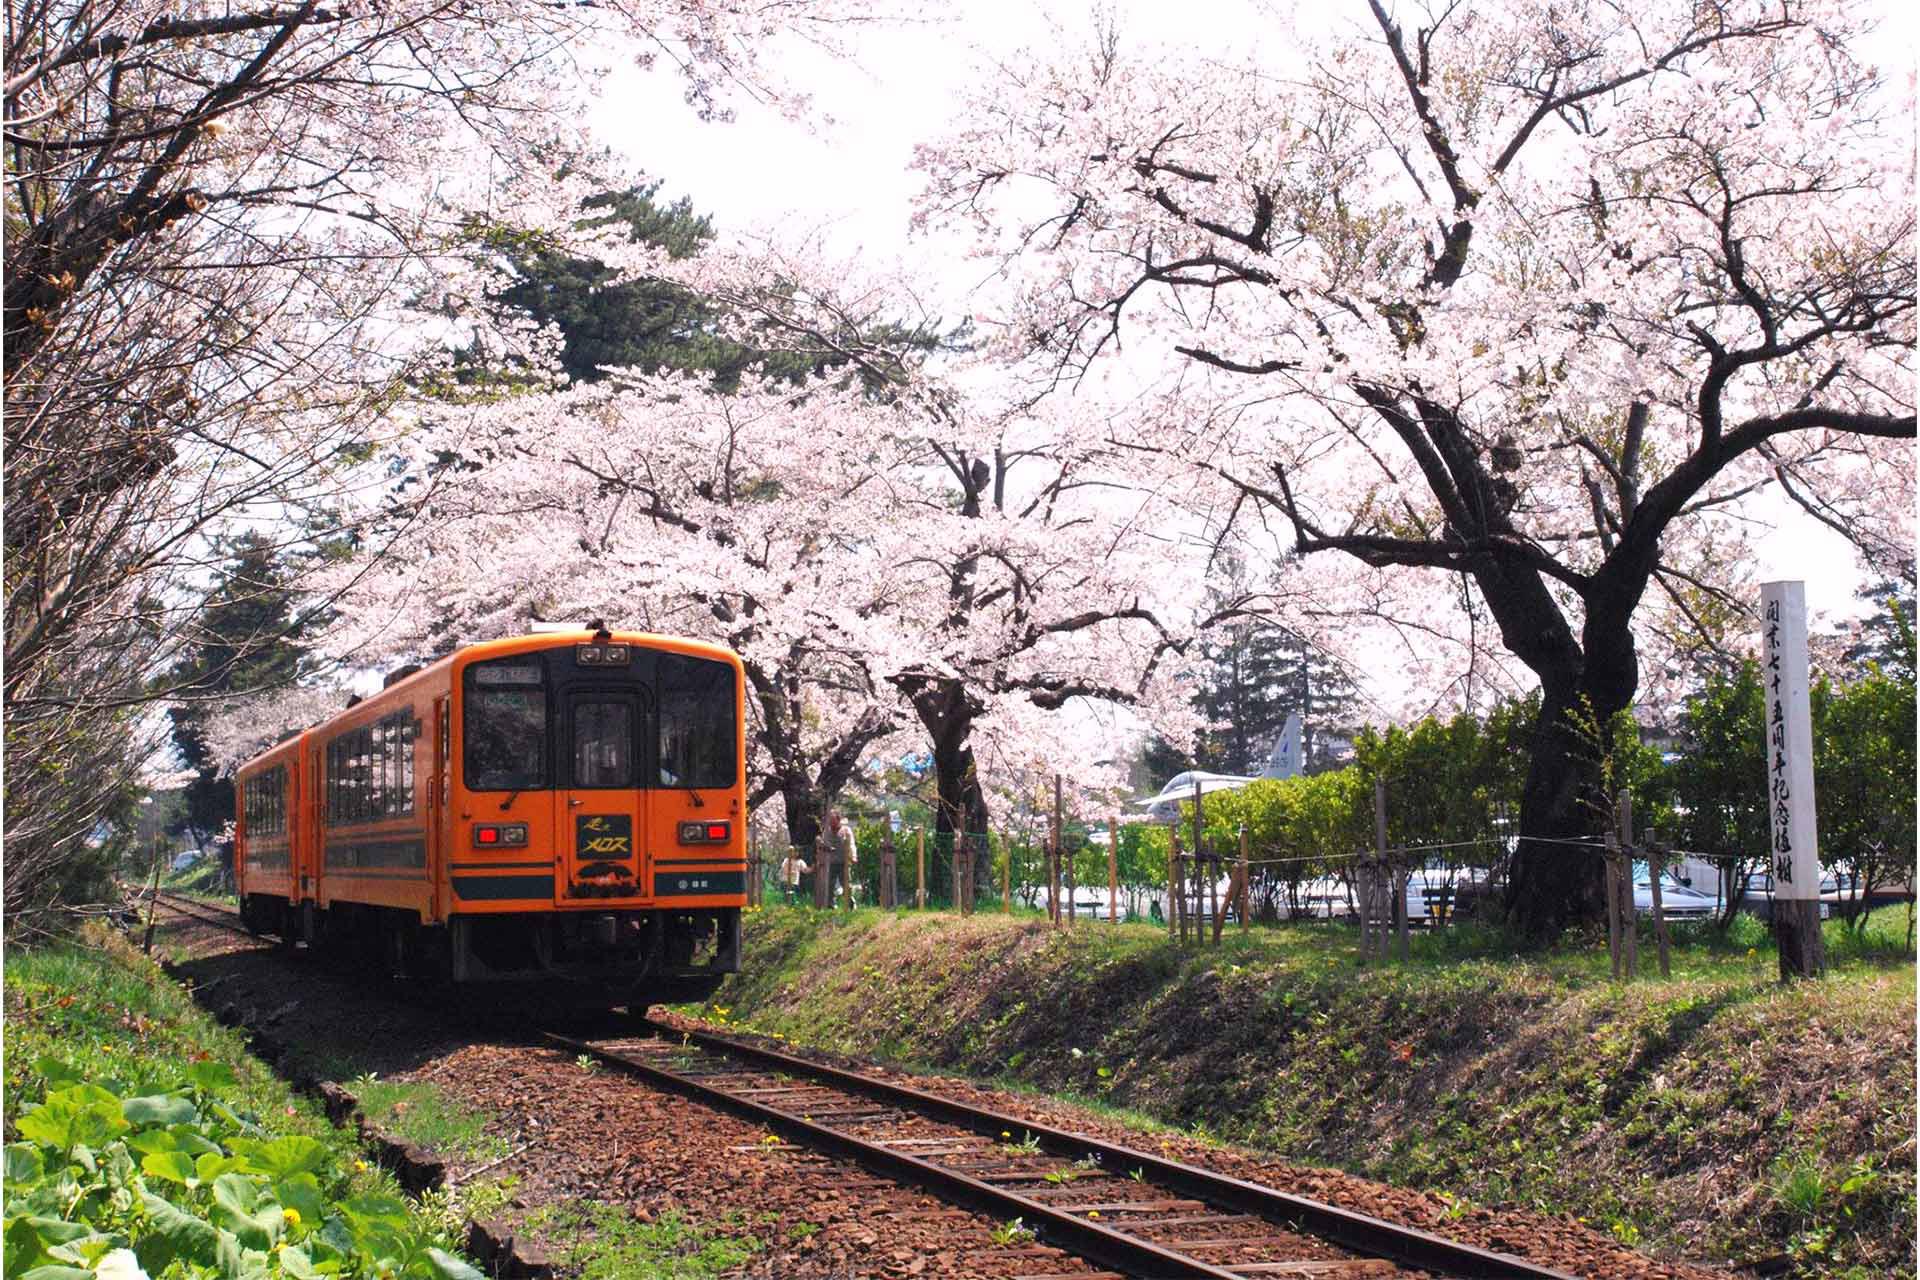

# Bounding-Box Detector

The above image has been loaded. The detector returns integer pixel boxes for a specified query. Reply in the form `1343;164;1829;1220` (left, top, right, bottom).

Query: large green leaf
16;1265;93;1280
278;1243;321;1279
34;1058;83;1089
122;1094;198;1128
229;1136;329;1181
5;1143;45;1185
125;1127;218;1158
273;1173;326;1227
188;1061;237;1094
215;1227;270;1280
139;1150;200;1186
339;1192;408;1226
195;1152;243;1182
210;1173;282;1251
15;1086;128;1152
136;1188;221;1272
3;1216;93;1276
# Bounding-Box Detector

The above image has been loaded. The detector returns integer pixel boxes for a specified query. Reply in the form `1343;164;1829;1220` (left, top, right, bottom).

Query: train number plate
576;813;633;861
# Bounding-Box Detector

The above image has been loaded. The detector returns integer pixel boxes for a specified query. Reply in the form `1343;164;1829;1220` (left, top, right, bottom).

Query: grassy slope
711;906;1916;1278
3;924;482;1275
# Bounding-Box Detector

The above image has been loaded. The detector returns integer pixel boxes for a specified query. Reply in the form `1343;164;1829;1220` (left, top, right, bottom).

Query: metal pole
916;827;926;910
1107;816;1120;924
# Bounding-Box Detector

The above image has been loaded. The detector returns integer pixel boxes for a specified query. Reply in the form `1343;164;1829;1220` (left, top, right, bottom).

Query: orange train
232;628;746;1006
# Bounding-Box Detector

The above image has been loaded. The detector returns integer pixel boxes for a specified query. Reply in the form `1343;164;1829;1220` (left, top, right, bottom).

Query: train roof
234;629;742;776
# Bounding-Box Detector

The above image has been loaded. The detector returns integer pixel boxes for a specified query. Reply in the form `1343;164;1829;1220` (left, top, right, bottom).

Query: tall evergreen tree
478;178;961;391
166;534;320;858
1190;618;1297;775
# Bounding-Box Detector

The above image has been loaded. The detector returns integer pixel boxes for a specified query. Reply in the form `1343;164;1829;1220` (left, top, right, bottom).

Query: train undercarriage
237;895;739;1008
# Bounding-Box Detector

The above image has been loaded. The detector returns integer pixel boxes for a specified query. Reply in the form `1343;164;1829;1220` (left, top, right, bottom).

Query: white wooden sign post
1761;581;1825;980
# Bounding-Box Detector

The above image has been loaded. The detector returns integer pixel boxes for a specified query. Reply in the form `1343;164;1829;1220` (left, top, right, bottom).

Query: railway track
551;1020;1580;1280
147;890;251;935
145;892;1580;1279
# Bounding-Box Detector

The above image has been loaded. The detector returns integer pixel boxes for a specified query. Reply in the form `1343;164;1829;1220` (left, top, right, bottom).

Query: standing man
825;810;859;908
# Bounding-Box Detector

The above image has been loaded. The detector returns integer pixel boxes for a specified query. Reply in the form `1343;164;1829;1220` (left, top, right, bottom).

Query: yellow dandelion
283;1208;302;1228
1087;1210;1101;1220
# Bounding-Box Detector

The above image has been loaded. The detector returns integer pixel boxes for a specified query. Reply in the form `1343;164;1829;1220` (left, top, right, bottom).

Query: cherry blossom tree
3;0;881;920
639;235;1209;880
915;0;1915;939
317;372;924;853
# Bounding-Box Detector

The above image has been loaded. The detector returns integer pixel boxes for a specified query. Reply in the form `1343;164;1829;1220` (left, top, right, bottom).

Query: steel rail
639;1018;1580;1280
546;1028;1251;1280
150;891;250;934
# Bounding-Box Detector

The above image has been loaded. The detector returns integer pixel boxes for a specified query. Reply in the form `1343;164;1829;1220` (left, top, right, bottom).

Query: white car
1740;870;1839;920
1633;869;1717;919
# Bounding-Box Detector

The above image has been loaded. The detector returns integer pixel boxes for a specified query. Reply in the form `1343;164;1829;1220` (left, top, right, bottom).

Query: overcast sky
588;0;1917;622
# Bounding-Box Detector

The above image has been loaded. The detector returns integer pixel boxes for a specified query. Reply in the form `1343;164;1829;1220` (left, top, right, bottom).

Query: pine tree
166;534;321;861
478;178;962;391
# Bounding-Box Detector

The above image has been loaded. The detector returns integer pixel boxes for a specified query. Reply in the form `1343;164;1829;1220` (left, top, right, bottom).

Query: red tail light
677;820;731;845
706;822;729;841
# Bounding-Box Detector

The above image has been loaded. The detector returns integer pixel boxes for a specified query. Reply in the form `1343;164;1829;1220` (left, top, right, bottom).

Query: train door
558;689;649;903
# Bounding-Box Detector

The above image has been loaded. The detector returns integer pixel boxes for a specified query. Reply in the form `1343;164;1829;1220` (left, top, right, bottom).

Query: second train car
232;627;746;1007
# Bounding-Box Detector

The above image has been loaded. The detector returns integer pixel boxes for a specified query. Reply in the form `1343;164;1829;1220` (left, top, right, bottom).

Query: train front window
464;686;548;791
572;699;634;788
657;653;736;790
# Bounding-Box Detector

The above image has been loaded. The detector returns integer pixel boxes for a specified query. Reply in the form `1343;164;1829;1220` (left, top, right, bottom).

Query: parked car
1633;868;1717;919
1738;870;1835;921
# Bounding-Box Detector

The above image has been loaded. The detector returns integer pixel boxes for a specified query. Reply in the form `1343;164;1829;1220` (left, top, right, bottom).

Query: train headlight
473;824;529;848
677;820;731;845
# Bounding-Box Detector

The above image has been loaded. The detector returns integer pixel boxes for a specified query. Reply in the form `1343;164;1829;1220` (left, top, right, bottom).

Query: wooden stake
814;832;829;910
1065;829;1076;928
1208;847;1222;944
1359;863;1371;962
1394;855;1410;961
1648;828;1671;978
1237;824;1250;933
1108;816;1120;924
1617;793;1637;978
142;832;163;954
1003;832;1012;913
1604;831;1622;979
1167;831;1180;941
916;827;926;910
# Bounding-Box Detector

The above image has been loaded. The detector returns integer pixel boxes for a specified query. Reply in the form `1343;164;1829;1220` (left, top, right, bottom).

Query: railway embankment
2;923;488;1279
711;907;1917;1279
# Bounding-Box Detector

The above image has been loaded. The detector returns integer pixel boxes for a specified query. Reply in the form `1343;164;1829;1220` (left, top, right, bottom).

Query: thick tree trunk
1501;606;1640;943
1504;678;1608;941
780;778;825;854
903;674;993;902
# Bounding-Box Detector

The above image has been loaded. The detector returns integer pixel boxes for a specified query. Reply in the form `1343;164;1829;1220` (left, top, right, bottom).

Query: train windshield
658;653;736;790
464;660;548;790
